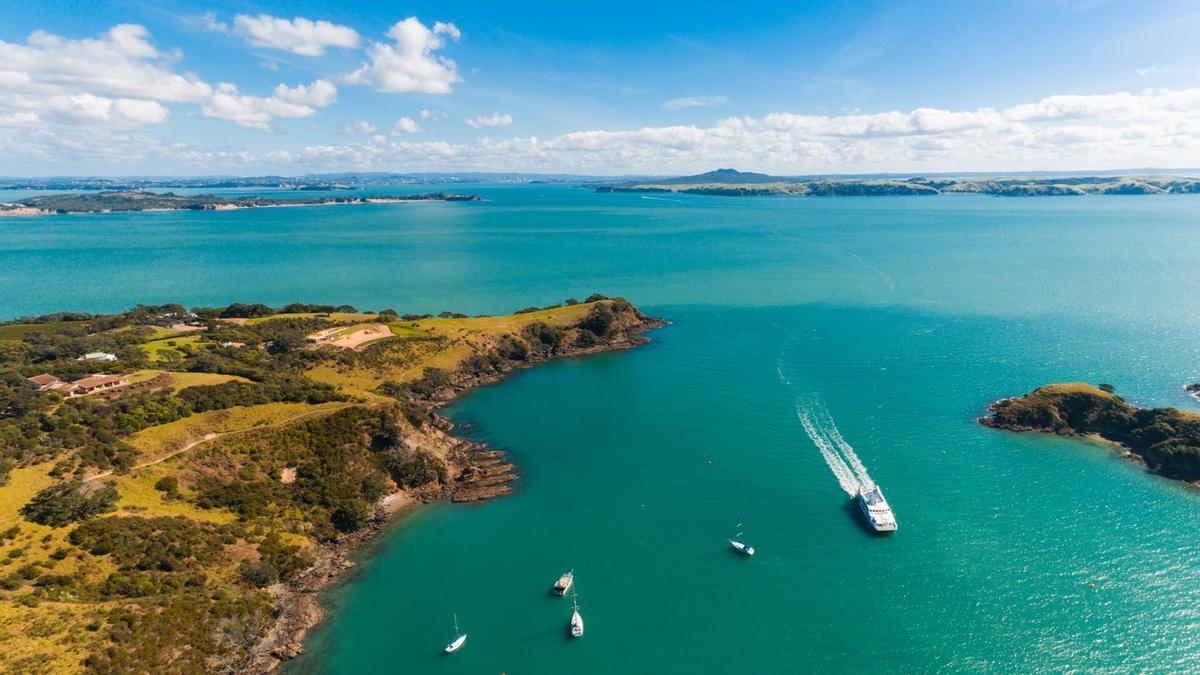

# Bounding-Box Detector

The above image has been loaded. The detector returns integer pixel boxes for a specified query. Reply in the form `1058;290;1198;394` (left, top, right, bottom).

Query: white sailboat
444;613;467;653
569;587;584;638
729;519;755;556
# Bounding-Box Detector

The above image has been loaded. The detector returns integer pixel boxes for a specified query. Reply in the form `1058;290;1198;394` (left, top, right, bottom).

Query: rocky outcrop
981;382;1200;483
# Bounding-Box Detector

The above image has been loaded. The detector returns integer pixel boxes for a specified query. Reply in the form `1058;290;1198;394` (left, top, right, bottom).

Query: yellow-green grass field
138;334;204;361
306;302;596;396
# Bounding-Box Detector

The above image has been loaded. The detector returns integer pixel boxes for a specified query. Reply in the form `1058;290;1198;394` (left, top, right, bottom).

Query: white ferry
857;484;898;532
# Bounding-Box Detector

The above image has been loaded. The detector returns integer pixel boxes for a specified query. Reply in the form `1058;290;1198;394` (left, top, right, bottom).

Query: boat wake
795;402;861;496
777;349;876;496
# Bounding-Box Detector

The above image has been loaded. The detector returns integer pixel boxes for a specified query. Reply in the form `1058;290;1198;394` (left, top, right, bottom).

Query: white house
77;352;118;362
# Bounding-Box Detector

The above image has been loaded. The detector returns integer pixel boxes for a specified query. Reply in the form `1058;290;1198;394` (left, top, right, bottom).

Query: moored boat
444;613;467;653
553;569;574;596
569;587;584;638
729;519;755;556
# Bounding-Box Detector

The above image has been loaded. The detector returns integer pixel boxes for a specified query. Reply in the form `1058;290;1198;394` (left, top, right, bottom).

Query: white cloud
200;79;337;130
466;112;512;129
232;14;360;56
1135;65;1173;76
188;12;228;33
344;18;461;93
0;25;339;133
393;116;421;133
344;120;377;134
420;108;449;120
663;95;731;111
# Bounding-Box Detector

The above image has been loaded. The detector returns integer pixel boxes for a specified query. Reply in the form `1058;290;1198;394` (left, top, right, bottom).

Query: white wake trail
817;407;875;488
796;402;860;496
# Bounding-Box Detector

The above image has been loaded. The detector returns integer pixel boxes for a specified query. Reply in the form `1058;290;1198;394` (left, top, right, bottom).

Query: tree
20;481;119;526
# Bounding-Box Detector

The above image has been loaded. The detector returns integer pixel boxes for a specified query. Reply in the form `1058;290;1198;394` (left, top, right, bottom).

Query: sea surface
3;186;1200;672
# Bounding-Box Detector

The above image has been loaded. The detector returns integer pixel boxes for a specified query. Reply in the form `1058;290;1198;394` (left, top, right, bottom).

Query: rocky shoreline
246;312;665;671
980;382;1200;486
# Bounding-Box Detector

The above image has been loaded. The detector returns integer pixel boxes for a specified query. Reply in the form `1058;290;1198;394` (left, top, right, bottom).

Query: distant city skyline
2;0;1199;176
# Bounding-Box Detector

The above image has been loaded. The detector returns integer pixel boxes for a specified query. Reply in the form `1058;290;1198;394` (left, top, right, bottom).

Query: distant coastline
0;191;481;216
595;168;1200;197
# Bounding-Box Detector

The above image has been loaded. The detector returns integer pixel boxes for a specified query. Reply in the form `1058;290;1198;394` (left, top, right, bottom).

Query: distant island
981;383;1200;483
0;297;661;671
596;168;1200;197
0;191;480;216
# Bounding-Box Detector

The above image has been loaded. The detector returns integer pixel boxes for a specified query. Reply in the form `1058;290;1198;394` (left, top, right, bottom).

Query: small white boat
857;484;898;532
444;613;467;654
569;588;584;638
729;519;755;556
553;569;574;596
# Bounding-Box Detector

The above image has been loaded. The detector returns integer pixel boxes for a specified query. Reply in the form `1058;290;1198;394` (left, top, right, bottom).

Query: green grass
388;324;430;338
0;321;87;342
168;372;251;390
139;334;203;361
1035;382;1116;397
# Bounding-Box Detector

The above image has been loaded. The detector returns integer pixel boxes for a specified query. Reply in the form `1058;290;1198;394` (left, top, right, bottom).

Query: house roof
71;374;127;389
27;373;60;386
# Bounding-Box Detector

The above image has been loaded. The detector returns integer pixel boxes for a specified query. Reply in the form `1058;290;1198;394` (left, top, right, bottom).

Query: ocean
3;185;1199;672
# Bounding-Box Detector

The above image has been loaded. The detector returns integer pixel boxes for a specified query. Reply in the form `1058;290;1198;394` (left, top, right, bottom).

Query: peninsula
596;168;1200;197
0;191;480;216
0;297;661;672
981;383;1200;483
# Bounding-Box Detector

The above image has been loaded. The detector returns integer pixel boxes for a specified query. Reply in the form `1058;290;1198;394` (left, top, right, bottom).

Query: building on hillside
60;373;129;397
25;373;62;390
77;352;118;362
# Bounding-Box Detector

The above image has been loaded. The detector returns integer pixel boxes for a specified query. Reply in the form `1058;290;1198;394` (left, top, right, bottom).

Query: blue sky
1;0;1198;175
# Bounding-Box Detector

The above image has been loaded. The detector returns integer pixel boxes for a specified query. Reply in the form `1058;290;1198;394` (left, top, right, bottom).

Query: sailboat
569;587;584;638
444;613;467;653
729;519;755;556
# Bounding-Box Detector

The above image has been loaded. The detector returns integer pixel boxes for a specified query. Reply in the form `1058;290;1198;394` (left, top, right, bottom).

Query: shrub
20;482;118;526
578;303;615;337
382;447;447;488
153;476;179;498
238;560;279;588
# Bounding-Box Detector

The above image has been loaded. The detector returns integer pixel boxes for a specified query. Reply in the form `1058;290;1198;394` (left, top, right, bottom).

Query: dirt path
84;404;353;482
310;323;391;350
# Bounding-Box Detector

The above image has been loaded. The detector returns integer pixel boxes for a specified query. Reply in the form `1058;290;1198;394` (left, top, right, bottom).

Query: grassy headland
0;296;661;672
596;168;1200;197
981;383;1200;482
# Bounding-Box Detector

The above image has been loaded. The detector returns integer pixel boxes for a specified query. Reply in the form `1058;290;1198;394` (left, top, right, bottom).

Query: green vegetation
20;481;118;526
983;382;1200;481
0;296;656;671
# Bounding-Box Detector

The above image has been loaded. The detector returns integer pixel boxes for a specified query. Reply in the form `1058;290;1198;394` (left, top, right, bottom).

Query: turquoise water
4;188;1200;672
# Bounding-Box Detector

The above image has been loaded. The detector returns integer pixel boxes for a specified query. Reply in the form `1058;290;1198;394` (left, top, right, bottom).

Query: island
0;297;662;672
981;382;1200;483
596;168;1200;197
0;191;480;216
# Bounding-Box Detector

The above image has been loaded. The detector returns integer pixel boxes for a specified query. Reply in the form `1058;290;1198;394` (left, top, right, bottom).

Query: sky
1;0;1199;176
